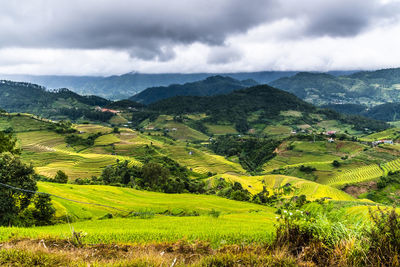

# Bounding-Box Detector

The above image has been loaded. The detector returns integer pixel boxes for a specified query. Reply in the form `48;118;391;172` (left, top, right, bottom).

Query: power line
0;182;130;213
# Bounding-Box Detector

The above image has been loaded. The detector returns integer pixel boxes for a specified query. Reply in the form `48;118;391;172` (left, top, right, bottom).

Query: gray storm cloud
0;0;278;60
0;0;399;62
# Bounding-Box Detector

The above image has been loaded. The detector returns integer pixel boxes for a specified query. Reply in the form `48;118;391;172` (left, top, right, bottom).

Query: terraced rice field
0;113;52;132
37;182;275;220
163;145;246;174
360;127;400;142
0;182;278;246
205;124;238;135
322;164;383;188
381;158;400;174
219;174;355;201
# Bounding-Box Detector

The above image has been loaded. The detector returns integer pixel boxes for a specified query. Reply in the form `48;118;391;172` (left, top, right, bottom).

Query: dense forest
130;75;257;104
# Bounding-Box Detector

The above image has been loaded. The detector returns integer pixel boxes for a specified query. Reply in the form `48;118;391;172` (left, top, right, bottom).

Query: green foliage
58;108;114;122
273;201;367;265
0;81;110;120
100;158;205;194
149;85;316;128
332;160;341;167
252;184;298;207
186;119;211;135
0;153;36;226
299;165;316;173
0;131;19;154
367;207;400;266
31;194;56;226
208;209;221;218
213;179;251;202
65;132;102;147
49;120;76;134
209;135;280;172
54;170;68;184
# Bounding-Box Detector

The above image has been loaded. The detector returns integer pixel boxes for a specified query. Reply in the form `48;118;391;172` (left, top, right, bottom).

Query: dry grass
0;239;299;266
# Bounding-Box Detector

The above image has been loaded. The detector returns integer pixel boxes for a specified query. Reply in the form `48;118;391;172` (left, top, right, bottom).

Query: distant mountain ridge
270;67;400;106
0;70;361;100
0;71;300;100
130;75;258;104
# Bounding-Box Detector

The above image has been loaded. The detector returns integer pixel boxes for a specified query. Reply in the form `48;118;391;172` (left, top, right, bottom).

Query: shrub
367;207;400;266
54;170;68;184
332;160;341;167
209;209;221;218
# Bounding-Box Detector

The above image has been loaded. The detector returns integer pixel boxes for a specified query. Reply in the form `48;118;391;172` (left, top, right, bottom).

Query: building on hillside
100;108;120;114
325;131;337;136
372;139;394;146
328;138;335;143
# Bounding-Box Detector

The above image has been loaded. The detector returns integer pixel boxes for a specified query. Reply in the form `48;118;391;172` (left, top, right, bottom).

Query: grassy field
37;182;273;220
205;124;238;135
0;213;276;246
360;127;400;141
263;140;362;172
0;182;277;246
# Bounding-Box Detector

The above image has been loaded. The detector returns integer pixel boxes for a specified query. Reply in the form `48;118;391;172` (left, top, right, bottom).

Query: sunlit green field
0;213;276;246
218;174;356;201
37;182;274;220
0;182;277;246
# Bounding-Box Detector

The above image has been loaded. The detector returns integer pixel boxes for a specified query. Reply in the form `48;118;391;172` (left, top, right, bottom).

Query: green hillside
130;75;257;104
140;84;388;134
0;80;112;121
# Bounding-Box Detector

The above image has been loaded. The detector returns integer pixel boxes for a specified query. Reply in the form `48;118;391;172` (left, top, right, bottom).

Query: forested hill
0;80;110;120
130;76;258;104
143;84;388;133
149;84;314;117
325;102;400;122
269;68;400;106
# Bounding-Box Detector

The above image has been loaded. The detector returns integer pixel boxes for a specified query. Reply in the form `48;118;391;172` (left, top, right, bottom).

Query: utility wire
0;182;130;213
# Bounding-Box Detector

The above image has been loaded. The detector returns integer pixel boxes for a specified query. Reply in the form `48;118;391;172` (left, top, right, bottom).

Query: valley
2;73;400;266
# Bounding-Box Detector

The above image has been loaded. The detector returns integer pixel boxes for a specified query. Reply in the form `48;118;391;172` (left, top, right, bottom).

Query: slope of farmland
217;174;356;201
321;164;384;188
37;182;274;220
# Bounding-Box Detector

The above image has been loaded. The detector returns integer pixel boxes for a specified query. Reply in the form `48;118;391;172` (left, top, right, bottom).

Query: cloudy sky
0;0;400;75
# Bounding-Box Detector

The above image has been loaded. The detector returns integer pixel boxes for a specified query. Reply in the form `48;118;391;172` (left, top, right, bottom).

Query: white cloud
0;0;400;75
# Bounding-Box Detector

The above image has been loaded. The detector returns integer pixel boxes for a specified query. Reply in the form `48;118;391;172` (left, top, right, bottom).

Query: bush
54;170;68;184
332;160;341;167
209;209;221;218
367;207;400;266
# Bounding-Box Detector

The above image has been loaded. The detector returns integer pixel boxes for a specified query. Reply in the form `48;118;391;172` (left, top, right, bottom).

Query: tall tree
0;153;36;226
